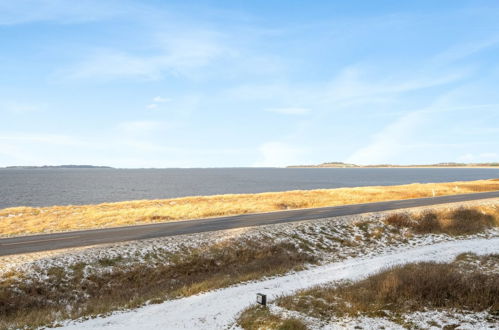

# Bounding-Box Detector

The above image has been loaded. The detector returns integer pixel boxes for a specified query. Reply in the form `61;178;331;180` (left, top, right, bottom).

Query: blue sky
1;0;498;167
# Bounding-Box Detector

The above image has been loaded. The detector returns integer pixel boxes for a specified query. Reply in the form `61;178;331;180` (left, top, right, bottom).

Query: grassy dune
1;179;498;237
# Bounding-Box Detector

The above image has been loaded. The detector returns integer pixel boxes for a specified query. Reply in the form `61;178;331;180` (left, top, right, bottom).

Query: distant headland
3;165;113;169
287;162;499;168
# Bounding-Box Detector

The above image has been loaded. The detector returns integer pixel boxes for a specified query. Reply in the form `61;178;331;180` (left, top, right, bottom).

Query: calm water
1;168;498;208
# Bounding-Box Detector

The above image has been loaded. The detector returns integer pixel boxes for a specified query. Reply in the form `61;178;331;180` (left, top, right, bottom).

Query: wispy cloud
223;64;467;111
345;110;426;165
63;31;231;81
432;37;499;64
153;96;170;103
254;141;303;167
321;66;467;106
146;96;171;110
345;90;499;165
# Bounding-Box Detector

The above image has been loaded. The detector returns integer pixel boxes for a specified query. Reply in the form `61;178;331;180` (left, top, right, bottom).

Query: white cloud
254;142;303;167
146;96;171;110
345;110;426;165
153;96;170;103
266;107;310;115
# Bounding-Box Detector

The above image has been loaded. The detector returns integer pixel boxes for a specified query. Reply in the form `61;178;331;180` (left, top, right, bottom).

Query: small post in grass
256;293;267;306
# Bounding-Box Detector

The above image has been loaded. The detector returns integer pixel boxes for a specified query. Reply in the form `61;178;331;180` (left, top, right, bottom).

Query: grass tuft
237;306;308;330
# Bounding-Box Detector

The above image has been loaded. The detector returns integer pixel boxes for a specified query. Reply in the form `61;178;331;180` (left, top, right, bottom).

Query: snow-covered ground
60;237;499;330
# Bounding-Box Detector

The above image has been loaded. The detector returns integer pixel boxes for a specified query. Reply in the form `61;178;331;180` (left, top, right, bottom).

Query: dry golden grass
276;256;499;319
385;206;499;235
237;305;308;330
1;179;498;237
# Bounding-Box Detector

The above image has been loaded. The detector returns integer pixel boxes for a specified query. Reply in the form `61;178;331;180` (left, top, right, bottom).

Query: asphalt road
1;191;498;256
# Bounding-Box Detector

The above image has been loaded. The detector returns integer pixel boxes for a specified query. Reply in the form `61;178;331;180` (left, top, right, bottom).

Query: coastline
287;166;499;169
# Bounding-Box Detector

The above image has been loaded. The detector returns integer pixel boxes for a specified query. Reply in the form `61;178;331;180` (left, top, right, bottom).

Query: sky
1;0;498;168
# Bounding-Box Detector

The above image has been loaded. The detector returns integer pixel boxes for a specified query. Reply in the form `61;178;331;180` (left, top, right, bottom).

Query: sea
1;167;498;208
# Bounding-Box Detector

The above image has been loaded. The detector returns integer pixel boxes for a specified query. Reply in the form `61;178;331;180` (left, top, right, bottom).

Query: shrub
444;208;494;235
385;213;413;228
278;259;499;319
414;211;440;233
384;207;496;235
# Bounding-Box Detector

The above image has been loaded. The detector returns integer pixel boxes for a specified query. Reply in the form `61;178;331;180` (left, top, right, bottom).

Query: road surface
1;191;498;256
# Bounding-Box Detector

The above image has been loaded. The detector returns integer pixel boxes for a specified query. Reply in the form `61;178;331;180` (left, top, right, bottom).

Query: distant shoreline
2;165;113;169
288;166;499;169
2;164;499;170
288;162;499;169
